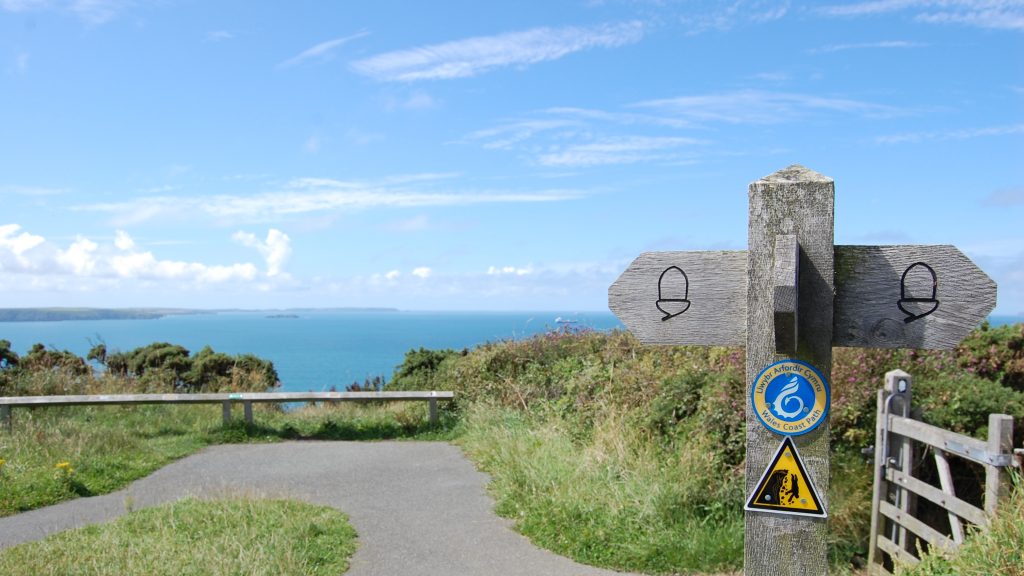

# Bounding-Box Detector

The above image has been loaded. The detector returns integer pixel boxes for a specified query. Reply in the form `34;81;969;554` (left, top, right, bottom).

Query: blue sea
2;311;1020;393
0;311;623;392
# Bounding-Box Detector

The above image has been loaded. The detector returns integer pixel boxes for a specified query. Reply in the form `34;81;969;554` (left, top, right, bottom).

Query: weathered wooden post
745;166;833;574
609;164;996;575
985;414;1014;516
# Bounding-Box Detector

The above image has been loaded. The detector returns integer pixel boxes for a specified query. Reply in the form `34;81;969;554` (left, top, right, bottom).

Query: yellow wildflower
55;461;73;474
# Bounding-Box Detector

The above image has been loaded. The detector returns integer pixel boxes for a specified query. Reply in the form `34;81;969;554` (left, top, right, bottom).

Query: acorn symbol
656;266;691;321
898;262;939;323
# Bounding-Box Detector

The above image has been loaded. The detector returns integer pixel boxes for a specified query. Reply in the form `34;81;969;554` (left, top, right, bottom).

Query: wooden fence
0;390;455;429
867;369;1019;574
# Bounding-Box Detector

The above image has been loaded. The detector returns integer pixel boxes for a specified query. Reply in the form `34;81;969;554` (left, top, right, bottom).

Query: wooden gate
867;369;1019;574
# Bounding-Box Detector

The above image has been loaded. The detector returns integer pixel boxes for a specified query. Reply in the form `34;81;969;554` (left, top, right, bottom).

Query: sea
0;311;623;393
1;311;1020;393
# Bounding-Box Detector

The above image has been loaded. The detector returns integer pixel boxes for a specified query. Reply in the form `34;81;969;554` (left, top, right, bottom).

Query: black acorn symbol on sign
656;266;691;321
898;262;940;323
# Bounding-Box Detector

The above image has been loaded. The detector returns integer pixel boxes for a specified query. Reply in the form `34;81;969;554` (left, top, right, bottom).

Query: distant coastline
0;307;398;323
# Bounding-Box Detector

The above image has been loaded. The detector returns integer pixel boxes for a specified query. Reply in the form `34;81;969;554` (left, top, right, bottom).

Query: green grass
897;475;1024;576
0;496;357;576
457;403;744;574
0;401;455;517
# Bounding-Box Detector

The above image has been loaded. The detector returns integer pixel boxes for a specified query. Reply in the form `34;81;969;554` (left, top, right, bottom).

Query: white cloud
75;174;583;224
114;230;135;250
412;267;432;279
385;270;401;281
279;31;370;69
0;224;46;269
809;40;927;53
0;223;262;286
876;122;1024;144
206;30;234;42
635;89;904;124
233;228;292;276
56;236;98;275
818;1;1024;31
109;250;258;283
351;21;644;81
537;135;704;167
487;265;533;276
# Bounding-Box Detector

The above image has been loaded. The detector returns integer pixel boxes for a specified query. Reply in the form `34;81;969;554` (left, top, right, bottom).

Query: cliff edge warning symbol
745;437;826;518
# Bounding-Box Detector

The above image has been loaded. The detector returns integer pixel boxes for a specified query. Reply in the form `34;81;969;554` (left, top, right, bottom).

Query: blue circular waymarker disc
751;359;830;436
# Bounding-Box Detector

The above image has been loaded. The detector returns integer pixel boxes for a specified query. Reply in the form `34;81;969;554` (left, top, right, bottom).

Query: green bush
957;322;1024;391
915;373;1024;442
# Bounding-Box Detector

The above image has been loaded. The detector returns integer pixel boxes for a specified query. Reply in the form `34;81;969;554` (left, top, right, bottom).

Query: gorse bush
0;342;279;396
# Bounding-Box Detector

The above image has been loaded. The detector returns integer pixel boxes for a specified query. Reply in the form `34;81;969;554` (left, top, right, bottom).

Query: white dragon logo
772;375;805;419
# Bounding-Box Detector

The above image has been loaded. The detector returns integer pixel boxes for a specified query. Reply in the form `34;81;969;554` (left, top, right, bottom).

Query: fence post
428;394;438;424
243;401;254;425
885;370;916;555
867;386;887;572
222;401;232;425
0;405;10;431
985;414;1014;516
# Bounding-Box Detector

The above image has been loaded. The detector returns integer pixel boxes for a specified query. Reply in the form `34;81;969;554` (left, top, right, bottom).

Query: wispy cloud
73;174;583;224
809;40;927;53
635;89;905;124
680;0;790;34
1;0;134;24
0;184;68;196
537;136;704;167
279;31;370;69
983;188;1024;207
819;1;1024;31
206;30;234;43
350;21;644;81
876;122;1024;144
467;119;582;150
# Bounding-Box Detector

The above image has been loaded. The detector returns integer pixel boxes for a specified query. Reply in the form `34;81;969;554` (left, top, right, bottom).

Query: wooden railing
867;369;1019;575
0;391;455;429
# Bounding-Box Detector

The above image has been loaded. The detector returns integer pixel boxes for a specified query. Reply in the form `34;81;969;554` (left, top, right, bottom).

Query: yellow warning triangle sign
745;436;827;517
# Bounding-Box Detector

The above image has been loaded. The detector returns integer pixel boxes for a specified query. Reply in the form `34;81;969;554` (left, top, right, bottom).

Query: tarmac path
0;441;641;576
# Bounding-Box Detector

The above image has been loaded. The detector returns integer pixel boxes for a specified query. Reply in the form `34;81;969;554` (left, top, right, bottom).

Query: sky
1;1;1022;314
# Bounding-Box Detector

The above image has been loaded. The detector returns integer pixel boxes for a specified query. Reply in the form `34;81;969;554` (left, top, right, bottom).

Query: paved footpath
0;442;640;576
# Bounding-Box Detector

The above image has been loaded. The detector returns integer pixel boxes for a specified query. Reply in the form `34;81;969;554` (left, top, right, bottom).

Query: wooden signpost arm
747;165;834;575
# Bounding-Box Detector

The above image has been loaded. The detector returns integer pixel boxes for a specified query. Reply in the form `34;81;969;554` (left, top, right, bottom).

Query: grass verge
457;403;744;574
0;401;455;517
0;496;357;576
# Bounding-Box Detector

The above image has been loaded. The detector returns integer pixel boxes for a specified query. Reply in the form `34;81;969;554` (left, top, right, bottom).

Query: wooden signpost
608;165;997;576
